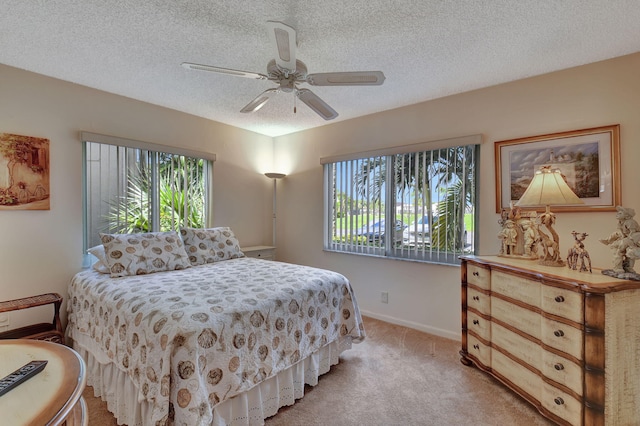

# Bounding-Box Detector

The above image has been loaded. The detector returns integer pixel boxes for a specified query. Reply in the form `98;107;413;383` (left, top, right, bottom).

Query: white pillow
179;227;245;265
87;245;110;274
100;231;191;277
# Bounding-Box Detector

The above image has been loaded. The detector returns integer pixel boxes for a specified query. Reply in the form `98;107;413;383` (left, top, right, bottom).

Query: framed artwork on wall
0;133;50;210
495;124;621;213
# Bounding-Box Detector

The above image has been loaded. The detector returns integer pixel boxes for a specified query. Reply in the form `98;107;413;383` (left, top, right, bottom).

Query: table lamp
516;166;583;266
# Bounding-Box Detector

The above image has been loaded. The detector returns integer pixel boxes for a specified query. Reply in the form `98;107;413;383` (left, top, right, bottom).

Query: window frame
322;135;481;265
81;132;215;255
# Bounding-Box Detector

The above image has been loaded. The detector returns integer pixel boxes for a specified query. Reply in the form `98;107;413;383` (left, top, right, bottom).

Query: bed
66;229;365;425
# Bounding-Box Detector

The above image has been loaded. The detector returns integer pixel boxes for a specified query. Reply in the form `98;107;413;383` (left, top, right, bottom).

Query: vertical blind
323;136;480;265
82;132;214;250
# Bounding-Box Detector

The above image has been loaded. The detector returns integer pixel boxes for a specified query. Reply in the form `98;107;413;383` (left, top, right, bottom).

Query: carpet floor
83;316;554;425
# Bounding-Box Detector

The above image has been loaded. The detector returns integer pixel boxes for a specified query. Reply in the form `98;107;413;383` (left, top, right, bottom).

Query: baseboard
359;309;459;341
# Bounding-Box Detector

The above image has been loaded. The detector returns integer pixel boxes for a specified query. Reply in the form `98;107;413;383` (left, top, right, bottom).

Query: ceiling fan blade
297;88;338;120
306;71;385;86
240;88;279;113
181;62;268;80
266;21;296;72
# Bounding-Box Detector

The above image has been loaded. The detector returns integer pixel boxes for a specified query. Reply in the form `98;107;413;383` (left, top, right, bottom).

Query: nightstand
243;245;276;260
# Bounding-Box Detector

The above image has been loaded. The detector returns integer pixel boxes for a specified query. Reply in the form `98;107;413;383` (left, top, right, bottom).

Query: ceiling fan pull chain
294;89;297;114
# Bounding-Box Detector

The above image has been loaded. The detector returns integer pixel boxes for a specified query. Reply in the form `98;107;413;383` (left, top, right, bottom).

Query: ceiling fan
181;21;385;120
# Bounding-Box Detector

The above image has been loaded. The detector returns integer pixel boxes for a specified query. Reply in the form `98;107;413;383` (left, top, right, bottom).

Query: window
82;132;215;251
322;135;480;265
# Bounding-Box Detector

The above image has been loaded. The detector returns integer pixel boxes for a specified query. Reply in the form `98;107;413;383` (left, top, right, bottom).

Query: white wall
0;64;274;328
274;53;640;339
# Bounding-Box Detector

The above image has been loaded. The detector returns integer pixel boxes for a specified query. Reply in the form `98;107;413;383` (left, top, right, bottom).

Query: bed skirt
72;334;353;426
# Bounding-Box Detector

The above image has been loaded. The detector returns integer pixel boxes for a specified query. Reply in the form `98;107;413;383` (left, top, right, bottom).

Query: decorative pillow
87;245;110;274
99;231;191;277
179;226;245;265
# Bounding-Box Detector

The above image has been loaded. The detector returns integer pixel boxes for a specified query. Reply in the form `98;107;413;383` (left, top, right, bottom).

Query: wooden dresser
460;255;640;426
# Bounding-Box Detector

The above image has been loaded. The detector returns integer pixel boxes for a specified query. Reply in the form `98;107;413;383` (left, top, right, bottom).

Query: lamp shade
516;167;583;207
265;172;286;179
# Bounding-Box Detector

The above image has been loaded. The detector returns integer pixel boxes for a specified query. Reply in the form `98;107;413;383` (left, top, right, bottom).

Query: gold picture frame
495;125;621;213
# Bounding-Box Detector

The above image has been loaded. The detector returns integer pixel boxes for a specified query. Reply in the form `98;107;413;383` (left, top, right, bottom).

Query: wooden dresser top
461;255;640;294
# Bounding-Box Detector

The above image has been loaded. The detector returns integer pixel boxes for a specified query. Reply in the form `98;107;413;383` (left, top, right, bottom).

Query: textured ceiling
2;1;640;137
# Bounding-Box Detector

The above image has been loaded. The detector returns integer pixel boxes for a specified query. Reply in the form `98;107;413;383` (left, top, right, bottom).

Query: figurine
537;212;562;265
498;220;518;255
600;205;640;279
567;231;591;273
521;220;539;258
497;204;539;259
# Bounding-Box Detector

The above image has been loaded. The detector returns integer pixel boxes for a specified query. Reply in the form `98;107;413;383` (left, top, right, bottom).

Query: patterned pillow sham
179;226;245;265
87;245;110;274
99;231;191;277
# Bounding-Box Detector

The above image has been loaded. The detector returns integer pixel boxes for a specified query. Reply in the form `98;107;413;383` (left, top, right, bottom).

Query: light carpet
83;316;553;425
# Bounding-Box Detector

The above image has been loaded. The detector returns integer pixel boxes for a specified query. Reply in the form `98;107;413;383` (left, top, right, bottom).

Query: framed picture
0;133;50;210
495;124;620;213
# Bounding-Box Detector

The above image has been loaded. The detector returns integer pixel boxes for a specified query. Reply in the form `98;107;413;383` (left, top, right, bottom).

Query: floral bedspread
67;258;365;425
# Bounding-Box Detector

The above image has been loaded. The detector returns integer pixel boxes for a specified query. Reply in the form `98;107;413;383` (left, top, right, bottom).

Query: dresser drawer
542;351;582;396
467;333;491;368
492;322;540;372
467;263;490;290
491;297;540;340
492;270;540;308
541;317;583;360
492;350;540;402
541;381;582;426
542;285;583;323
467;310;490;341
467;287;490;315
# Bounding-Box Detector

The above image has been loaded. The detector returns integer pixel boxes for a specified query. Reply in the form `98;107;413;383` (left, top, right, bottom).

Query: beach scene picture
509;141;600;202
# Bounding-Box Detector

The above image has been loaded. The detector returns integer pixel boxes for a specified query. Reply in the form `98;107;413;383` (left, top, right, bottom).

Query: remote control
0;360;48;397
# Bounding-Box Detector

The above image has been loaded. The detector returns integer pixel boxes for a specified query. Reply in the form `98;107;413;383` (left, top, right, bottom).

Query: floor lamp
265;173;286;246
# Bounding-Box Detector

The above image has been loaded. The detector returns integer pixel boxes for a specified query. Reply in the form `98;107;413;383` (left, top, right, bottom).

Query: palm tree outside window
82;133;214;255
322;136;479;265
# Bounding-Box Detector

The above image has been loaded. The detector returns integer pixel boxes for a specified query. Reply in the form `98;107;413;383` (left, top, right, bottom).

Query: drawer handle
555;295;565;303
554;363;564;371
473;344;479;350
554;397;565;406
473;320;479;325
472;296;480;301
472;271;479;276
554;330;565;337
